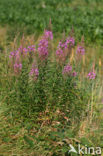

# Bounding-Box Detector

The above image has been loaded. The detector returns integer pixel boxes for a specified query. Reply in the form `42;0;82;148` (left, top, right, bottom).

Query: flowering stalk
29;63;39;81
76;45;85;55
56;36;75;64
62;63;77;77
44;30;53;40
62;64;72;75
13;52;22;74
72;71;77;77
87;72;96;80
38;30;53;61
14;63;22;74
38;38;48;60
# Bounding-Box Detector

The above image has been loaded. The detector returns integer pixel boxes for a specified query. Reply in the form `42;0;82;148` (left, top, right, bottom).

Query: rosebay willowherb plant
4;30;96;125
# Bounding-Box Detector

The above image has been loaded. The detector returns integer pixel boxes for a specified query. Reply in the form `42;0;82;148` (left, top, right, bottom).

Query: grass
0;89;103;155
0;0;103;44
0;1;103;154
0;29;103;155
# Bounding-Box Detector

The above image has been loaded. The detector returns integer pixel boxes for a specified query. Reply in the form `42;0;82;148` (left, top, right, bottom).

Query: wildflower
38;38;48;60
56;46;66;63
44;30;53;40
56;37;75;62
22;48;28;55
29;67;39;80
9;51;17;58
87;72;96;79
14;63;22;73
12;50;22;74
56;40;67;62
35;68;39;76
57;37;75;50
56;48;63;56
28;45;35;52
18;46;23;54
66;37;75;47
29;68;39;76
76;46;85;55
57;41;67;50
72;71;77;77
62;64;72;75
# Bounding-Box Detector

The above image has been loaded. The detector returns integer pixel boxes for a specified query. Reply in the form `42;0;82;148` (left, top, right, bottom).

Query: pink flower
66;37;75;47
28;45;35;52
62;64;72;75
38;38;48;60
76;46;85;55
18;46;22;51
72;71;77;77
56;48;63;56
29;68;39;76
14;63;22;73
57;41;67;50
35;68;39;76
9;51;18;58
87;72;96;79
44;30;53;40
29;66;39;80
62;64;77;77
23;48;28;53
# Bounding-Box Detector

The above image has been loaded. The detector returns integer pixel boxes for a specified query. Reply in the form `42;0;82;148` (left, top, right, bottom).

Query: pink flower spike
9;51;17;58
87;72;96;80
72;71;77;77
44;30;53;40
35;68;39;76
76;46;85;55
28;45;35;52
62;64;72;75
66;37;75;47
29;66;39;81
14;63;22;73
56;48;63;56
38;38;49;60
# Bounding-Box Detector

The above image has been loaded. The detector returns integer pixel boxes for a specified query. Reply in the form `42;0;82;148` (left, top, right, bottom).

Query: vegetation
0;30;103;155
0;0;103;155
0;0;103;43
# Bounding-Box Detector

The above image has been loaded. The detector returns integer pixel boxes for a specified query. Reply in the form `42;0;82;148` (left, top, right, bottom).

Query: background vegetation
0;0;103;44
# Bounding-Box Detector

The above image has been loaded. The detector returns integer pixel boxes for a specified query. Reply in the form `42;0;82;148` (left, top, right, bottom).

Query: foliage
0;0;103;43
1;30;90;123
